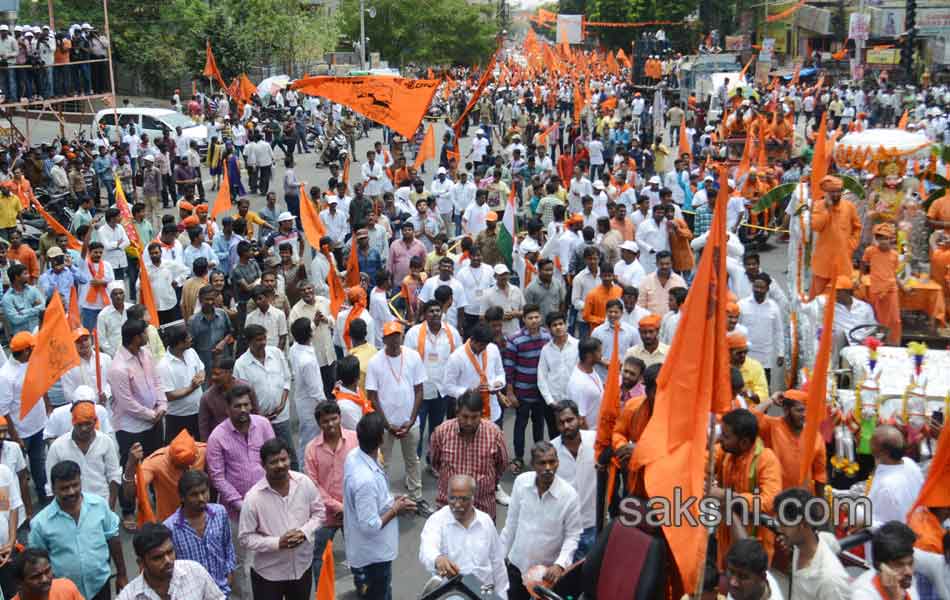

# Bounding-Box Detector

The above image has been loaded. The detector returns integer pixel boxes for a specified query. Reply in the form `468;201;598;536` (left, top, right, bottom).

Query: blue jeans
80;307;101;331
312;526;339;589
79;63;92;95
23;431;48;501
574;526;597;561
351;561;392;600
44;66;53;98
416;395;447;460
4;67;14;102
98;176;114;204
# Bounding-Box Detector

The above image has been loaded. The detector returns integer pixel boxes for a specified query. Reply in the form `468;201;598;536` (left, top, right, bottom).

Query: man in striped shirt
502;304;551;472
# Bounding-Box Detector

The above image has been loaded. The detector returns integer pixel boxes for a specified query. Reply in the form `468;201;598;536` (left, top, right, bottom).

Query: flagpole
695;412;718;599
93;329;103;398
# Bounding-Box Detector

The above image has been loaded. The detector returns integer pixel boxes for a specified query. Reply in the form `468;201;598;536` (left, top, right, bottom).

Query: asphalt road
11;112;791;599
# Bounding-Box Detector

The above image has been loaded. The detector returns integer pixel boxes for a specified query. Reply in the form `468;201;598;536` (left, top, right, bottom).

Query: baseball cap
277;211;295;222
493;264;509;275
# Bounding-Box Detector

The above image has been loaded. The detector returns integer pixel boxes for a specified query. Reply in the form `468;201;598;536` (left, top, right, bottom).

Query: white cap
13;25;21;32
326;196;338;204
520;238;540;253
143;155;155;162
704;125;714;132
704;174;715;181
277;211;295;222
82;22;92;29
41;25;50;30
649;175;661;184
593;180;605;190
52;155;64;164
437;166;447;175
0;25;9;32
476;128;485;135
73;385;97;404
23;30;33;37
493;263;509;275
107;280;125;294
727;178;736;189
620;240;640;253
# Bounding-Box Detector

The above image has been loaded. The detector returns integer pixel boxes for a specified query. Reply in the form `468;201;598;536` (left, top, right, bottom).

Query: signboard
725;35;750;51
850;59;865;80
755;60;771;86
918;9;950;35
871;8;905;37
766;23;788;53
849;12;870;40
556;14;584;44
796;5;833;35
866;47;901;63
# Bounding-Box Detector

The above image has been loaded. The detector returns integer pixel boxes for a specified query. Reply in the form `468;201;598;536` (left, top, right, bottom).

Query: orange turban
727;332;748;350
178;201;195;212
195;204;209;214
346;286;367;306
873;223;896;239
181;215;200;227
638;314;662;329
726;302;740;316
783;389;808;403
71;401;98;426
168;429;198;468
819;175;843;192
834;275;854;290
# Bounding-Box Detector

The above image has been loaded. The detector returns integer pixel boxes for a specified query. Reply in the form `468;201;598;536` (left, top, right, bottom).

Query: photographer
86;24;109;93
0;26;17;103
70;25;92;95
37;27;53;100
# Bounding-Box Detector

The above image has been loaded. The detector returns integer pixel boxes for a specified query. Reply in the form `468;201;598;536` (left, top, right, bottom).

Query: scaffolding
0;0;116;145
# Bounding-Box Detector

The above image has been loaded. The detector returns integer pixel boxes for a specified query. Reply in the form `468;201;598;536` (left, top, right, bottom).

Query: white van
93;107;209;151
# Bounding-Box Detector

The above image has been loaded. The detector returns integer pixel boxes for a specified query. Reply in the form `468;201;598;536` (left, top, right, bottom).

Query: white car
93;107;209;151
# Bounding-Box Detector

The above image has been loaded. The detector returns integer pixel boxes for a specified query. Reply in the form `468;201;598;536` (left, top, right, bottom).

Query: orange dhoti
870;288;902;344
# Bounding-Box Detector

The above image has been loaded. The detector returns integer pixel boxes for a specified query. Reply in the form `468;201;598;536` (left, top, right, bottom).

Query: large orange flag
299;185;327;248
291;76;440;139
605;51;620;76
413;124;436;170
898;110;909;129
453;46;499;141
345;236;361;288
631;166;732;594
21;293;81;418
909;419;950;514
30;197;81;250
315;540;335;600
679;121;692;160
138;258;161;327
211;167;232;219
203;40;228;90
114;176;142;250
810;113;830;203
799;277;837;486
595;326;622;524
325;247;346;317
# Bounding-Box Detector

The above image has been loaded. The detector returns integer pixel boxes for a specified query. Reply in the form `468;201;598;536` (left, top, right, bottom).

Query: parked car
93;107;208;153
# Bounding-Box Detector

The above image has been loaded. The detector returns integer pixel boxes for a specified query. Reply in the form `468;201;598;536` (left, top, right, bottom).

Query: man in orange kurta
582;264;623;329
612;362;660;497
711;409;783;568
862;223;902;344
123;429;208;522
749;389;827;495
665;205;694;274
810;175;863;297
930;232;950;309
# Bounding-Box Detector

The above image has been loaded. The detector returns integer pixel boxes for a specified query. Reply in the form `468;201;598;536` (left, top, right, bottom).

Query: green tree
586;0;635;48
338;0;496;66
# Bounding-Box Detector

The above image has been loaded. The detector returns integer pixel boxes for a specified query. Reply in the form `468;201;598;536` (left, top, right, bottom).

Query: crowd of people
0;25;948;600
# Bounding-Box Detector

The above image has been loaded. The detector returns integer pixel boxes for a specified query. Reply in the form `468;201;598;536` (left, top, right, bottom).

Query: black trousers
513;400;547;461
116;423;164;517
506;562;533;600
251;567;312;600
158;305;182;325
165;413;199;444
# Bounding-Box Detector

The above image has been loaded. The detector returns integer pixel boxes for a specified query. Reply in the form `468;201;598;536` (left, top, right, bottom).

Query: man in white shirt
245;285;288;351
455;249;497;334
852;521;921;600
452;172;477;237
420;257;467;328
570;247;603;338
60;327;113;406
590;299;638;380
319;198;349;248
500;441;582;600
635;204;669;273
430;167;455;235
45;398;121;508
365;321;431;516
467;129;490;169
864;426;924;528
737;273;784;386
443;323;506;425
234;324;294;469
614;241;645;288
156;324;205;443
418;475;508;595
537;313;579;435
550;402;597;560
0;462;21;580
288;317;326;462
565;338;604;430
361;150;385;200
98;208;131;281
462;188;491;237
143;242;188;326
480;265;524;338
80;242;116;331
568;167;593;214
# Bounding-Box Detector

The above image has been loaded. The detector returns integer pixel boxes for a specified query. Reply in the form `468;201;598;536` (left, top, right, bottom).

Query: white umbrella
835;128;932;158
256;75;290;98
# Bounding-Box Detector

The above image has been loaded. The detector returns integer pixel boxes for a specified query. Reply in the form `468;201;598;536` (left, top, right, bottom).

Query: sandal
510;458;524;474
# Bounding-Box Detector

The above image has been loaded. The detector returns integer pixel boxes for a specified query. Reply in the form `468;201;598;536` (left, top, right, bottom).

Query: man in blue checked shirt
2;263;45;336
38;246;88;311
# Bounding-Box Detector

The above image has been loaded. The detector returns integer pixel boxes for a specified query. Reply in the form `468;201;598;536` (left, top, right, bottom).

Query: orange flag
67;290;80;330
453;46;500;140
736;128;754;182
345;235;361;288
631;166;732;594
30;198;81;250
678;121;692;160
909;417;950;515
325;248;346;317
211;166;232;219
136;463;157;526
315;540;335;600
114;176;143;251
898;110;909;129
739;56;754;80
342;154;351;189
617;48;631;67
138;258;161;327
20;293;81;419
202;40;228;90
810;113;830;203
600;97;617;113
291;76;440;139
606;51;619;76
595;325;622;519
799;277;837;486
413;124;436;170
299;185;327;248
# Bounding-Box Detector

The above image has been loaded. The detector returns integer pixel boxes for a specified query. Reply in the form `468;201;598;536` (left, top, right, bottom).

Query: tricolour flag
498;184;516;268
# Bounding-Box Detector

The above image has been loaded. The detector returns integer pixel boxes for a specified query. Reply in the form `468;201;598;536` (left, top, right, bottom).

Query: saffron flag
413;124;436;170
799;277;837;486
453;47;499;141
810;113;830;203
898;110;909;129
114;175;143;250
498;183;516;268
909;415;950;514
299;184;327;248
138;258;161;327
679;121;692;160
29;197;81;250
315;540;335;600
21;293;81;419
211;167;232;219
325;247;346;317
345;235;361;288
291;76;440;139
203;40;228;90
631;166;733;594
617;48;631;67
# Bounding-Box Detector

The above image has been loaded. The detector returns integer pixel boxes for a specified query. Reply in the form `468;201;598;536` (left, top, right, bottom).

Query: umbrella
256;75;290;98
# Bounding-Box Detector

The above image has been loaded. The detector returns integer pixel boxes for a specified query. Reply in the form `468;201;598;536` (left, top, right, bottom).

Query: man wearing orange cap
726;302;748;337
0;331;50;502
750;389;827;494
623;314;668;367
862;223;902;345
810;175;862;297
727;332;769;404
334;286;375;354
476;212;505;267
122;428;207;523
45;398;121;509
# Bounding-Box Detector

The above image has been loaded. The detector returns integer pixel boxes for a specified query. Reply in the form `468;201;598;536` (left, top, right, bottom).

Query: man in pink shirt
387;222;427;286
304;400;358;589
239;437;325;599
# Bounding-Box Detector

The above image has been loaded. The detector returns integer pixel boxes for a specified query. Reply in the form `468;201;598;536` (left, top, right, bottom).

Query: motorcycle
319;132;349;170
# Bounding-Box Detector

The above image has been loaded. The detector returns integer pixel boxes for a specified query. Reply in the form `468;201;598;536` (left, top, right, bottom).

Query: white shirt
233;346;292;423
79;259;116;311
772;532;851;600
116;559;224;600
365;348;427;426
569;177;593;212
308;253;332;297
96;302;131;357
566;367;603;429
453;180;477;213
738;296;784;369
430;178;455;215
143;259;188;312
587;140;604;165
97;223;131;270
614;258;646;288
60;353;113;405
462;202;490;237
289;343;326;406
403;323;460;399
443;343;505;422
866;458;924;527
500;472;582;572
419;506;509;594
726;195;746;232
319;208;349;245
0;464;21;548
245;306;288;349
0;358;47;438
44;403;113;440
635;218;670;273
726;572;786;600
455;263;496;316
157;348;204;417
334;306;376;352
419;276;468;314
368;288;394;349
621;305;652;330
0;442;25;527
45;432;121;500
470;137;489;161
537;337;580;406
591;321;638;379
659;311;681;345
480;285;525;338
691;230;745;260
851;569;920;600
571;268;602;312
361;160;385;197
335;385;364;430
343;449;399;569
551;430;597;529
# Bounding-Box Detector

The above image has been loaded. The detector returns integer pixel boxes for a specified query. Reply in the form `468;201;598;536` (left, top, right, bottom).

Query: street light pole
359;0;367;70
